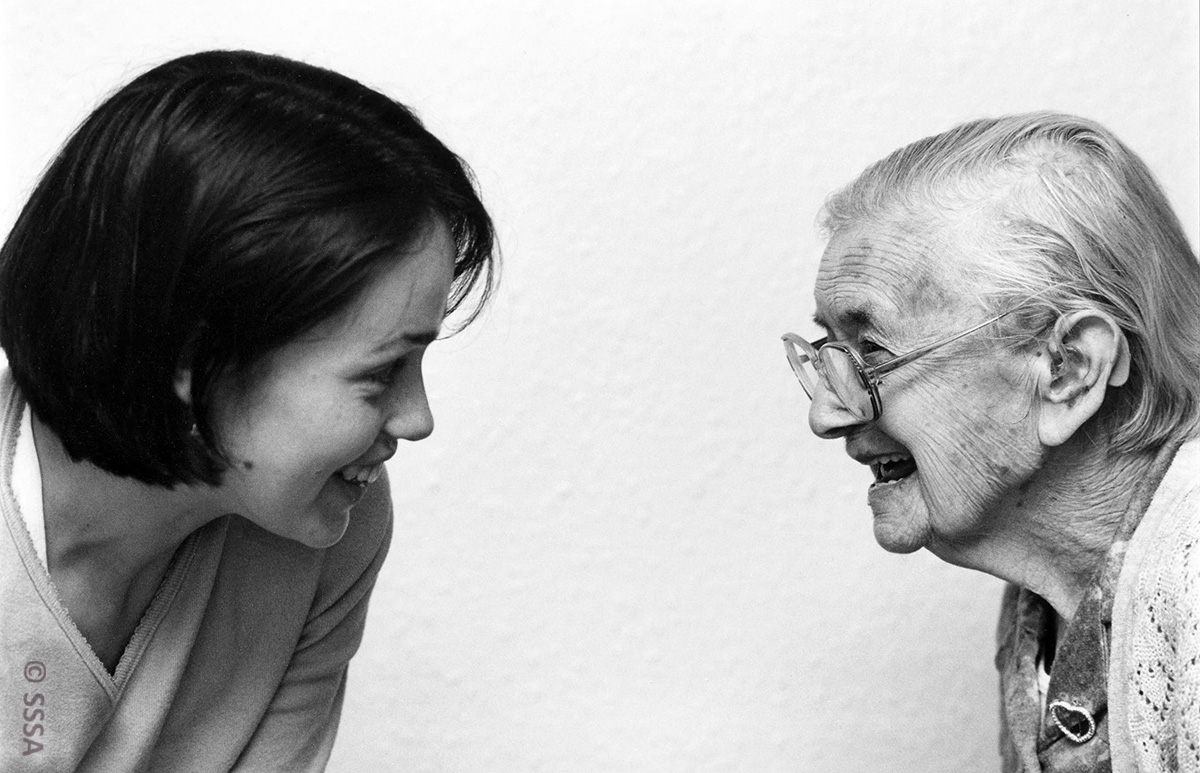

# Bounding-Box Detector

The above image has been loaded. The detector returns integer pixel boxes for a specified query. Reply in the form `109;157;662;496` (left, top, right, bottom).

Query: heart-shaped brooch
1048;699;1097;743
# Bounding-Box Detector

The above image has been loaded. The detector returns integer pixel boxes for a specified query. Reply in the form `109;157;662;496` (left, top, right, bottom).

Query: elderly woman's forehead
816;224;984;336
816;225;967;307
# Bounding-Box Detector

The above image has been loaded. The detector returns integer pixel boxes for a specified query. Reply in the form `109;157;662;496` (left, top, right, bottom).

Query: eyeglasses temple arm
867;308;1015;379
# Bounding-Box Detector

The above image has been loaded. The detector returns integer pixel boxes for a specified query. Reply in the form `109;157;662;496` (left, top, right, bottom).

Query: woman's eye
858;339;891;361
366;361;402;385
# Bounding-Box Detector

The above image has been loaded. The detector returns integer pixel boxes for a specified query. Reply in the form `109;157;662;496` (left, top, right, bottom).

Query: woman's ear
173;331;203;406
173;366;193;405
1036;310;1130;447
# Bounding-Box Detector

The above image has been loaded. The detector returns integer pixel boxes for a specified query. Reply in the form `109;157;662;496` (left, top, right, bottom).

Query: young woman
0;50;496;771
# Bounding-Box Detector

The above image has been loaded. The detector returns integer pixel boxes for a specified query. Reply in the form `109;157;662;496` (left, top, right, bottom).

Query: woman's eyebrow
812;306;874;334
403;329;440;346
369;329;440;355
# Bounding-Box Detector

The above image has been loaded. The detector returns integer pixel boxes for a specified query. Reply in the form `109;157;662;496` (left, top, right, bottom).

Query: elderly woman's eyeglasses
781;305;1029;422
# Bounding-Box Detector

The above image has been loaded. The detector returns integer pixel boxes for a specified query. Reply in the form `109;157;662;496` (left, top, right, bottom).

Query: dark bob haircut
0;50;496;486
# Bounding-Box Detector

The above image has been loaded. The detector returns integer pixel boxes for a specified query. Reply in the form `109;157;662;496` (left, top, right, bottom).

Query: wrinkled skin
808;220;1046;556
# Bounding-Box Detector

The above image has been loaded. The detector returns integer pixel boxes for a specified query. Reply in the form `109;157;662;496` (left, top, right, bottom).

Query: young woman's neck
32;413;221;580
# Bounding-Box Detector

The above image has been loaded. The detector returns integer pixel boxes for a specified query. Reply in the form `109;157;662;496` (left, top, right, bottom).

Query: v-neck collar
1;378;205;699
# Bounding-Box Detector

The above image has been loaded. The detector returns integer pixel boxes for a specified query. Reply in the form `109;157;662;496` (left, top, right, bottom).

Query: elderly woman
0;51;494;770
783;113;1198;772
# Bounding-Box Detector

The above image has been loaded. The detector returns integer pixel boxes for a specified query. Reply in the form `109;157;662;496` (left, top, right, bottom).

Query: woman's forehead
814;222;972;327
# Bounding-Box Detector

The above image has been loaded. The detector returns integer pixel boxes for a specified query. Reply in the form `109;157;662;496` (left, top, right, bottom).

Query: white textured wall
2;2;1196;770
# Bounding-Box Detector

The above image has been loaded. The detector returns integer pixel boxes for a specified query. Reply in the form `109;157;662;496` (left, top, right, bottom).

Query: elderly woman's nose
808;382;861;439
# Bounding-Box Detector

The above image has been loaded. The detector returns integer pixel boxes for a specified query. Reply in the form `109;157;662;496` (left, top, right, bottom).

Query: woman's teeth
338;463;384;487
871;454;917;484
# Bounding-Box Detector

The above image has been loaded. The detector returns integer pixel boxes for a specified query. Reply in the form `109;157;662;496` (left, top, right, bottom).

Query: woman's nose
807;380;864;439
385;379;435;442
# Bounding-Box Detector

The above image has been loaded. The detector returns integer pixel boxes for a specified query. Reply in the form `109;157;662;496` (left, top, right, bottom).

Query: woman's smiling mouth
338;462;386;487
871;453;918;485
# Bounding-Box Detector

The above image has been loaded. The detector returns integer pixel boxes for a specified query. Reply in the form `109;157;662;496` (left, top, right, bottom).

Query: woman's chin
293;509;351;549
872;524;927;554
281;477;361;548
868;473;930;554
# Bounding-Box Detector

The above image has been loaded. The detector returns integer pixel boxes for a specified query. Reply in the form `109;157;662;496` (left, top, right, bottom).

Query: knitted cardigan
1109;437;1200;772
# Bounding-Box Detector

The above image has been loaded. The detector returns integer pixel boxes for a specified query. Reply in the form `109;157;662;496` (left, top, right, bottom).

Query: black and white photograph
1;1;1197;771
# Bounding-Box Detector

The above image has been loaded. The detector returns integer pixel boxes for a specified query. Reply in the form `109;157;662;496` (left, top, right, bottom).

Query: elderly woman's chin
867;473;932;554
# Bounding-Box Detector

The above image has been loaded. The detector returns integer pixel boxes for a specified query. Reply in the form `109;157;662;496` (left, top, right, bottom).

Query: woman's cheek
925;415;1041;520
327;413;384;464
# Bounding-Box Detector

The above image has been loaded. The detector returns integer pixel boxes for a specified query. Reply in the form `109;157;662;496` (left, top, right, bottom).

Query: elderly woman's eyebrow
812;306;875;335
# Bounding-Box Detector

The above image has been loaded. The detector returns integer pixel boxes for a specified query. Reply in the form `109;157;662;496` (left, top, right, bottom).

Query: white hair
821;112;1200;452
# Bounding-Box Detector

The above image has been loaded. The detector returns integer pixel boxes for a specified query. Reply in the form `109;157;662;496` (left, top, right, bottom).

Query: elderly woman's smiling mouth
842;428;919;486
864;452;918;486
849;434;921;525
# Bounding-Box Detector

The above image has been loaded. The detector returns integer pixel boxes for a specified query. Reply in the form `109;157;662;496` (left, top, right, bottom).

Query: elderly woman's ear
1035;310;1131;447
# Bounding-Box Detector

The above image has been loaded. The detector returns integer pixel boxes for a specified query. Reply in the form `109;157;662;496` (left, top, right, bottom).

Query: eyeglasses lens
821;348;874;421
785;339;876;421
785;340;821;398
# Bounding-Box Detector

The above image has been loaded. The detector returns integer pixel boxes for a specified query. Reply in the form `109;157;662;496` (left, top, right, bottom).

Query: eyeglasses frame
781;304;1031;422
